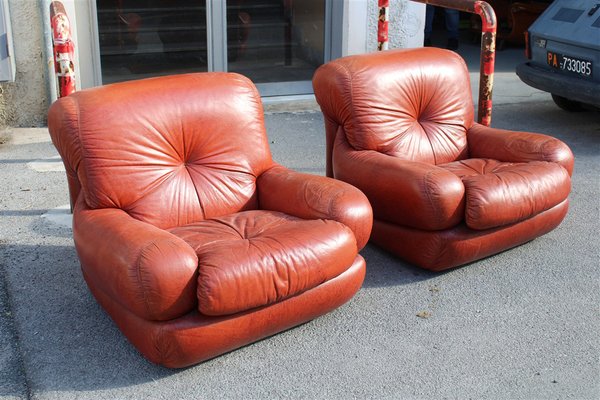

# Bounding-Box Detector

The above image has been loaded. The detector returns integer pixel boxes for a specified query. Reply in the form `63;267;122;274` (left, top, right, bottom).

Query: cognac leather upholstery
48;72;372;367
313;48;573;271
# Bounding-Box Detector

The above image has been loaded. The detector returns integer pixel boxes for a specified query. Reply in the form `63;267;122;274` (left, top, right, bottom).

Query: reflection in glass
97;0;208;84
227;0;325;84
96;1;326;88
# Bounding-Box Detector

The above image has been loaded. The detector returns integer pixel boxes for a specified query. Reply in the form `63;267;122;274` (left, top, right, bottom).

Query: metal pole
49;0;77;97
40;0;58;102
410;0;497;126
474;1;496;127
377;0;389;51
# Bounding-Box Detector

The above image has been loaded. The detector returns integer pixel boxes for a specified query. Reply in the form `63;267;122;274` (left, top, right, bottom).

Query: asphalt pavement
0;44;599;399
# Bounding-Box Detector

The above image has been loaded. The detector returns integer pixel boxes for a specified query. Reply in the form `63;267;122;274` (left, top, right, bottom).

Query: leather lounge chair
48;72;373;367
313;48;573;271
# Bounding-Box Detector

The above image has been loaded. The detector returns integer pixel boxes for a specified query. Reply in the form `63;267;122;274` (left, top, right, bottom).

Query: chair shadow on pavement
1;243;177;392
360;245;439;289
1;241;440;393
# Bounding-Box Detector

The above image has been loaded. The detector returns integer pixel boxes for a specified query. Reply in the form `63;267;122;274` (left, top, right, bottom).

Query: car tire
551;94;584;112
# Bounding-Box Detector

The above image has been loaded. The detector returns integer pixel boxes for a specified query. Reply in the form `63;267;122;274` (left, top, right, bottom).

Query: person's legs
445;9;460;50
424;5;435;46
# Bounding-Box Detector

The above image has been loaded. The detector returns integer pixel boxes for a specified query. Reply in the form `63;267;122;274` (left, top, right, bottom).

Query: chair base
84;255;366;368
371;200;569;271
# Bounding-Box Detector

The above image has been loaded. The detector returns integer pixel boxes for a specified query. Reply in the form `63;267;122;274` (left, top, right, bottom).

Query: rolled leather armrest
257;164;373;250
73;199;199;321
333;132;465;231
467;123;574;176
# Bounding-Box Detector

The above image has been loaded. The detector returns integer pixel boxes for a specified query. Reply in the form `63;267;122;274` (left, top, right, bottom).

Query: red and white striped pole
377;0;390;51
50;1;76;98
474;0;496;127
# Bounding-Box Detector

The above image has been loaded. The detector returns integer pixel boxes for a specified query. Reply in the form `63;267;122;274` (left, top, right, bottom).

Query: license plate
547;52;593;78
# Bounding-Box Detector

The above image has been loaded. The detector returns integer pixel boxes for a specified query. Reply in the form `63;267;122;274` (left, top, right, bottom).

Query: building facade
0;0;424;128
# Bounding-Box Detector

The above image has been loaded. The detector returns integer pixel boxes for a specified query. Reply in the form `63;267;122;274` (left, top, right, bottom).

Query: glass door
225;0;329;96
94;0;336;95
96;0;208;84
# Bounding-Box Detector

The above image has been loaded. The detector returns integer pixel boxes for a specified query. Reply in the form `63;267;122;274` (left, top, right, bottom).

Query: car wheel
551;94;584;112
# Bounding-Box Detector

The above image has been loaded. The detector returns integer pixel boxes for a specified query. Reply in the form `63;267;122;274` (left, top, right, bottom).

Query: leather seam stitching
136;243;156;320
334;60;356;147
73;97;89;206
422;170;440;229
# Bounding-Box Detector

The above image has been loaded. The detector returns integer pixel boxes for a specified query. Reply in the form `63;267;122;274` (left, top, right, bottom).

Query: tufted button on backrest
313;48;474;165
48;73;273;229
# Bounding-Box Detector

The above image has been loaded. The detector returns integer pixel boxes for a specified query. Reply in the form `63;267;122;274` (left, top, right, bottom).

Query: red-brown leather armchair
48;73;372;368
313;48;573;271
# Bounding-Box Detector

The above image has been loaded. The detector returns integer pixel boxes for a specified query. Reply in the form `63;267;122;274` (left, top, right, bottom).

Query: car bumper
516;62;600;108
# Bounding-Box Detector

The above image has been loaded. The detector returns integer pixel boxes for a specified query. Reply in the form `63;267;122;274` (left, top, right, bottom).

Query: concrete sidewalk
1;44;599;399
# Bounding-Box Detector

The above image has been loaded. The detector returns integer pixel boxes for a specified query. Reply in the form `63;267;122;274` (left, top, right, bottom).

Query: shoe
424;38;432;47
446;38;459;51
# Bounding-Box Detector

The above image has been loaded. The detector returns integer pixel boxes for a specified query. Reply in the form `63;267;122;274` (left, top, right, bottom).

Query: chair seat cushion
168;210;357;316
439;158;571;230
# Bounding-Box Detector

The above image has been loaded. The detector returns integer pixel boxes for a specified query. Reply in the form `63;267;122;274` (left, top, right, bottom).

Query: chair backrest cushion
48;73;273;229
313;48;474;164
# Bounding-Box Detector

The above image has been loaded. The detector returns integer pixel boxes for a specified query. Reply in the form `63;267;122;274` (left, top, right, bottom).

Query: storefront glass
96;0;328;95
97;0;208;84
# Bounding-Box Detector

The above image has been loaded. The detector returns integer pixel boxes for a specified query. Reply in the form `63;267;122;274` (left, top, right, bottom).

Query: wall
366;0;425;52
0;0;48;128
343;0;424;56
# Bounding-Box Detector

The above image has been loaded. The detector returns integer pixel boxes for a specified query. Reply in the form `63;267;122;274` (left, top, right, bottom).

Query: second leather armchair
313;48;573;271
